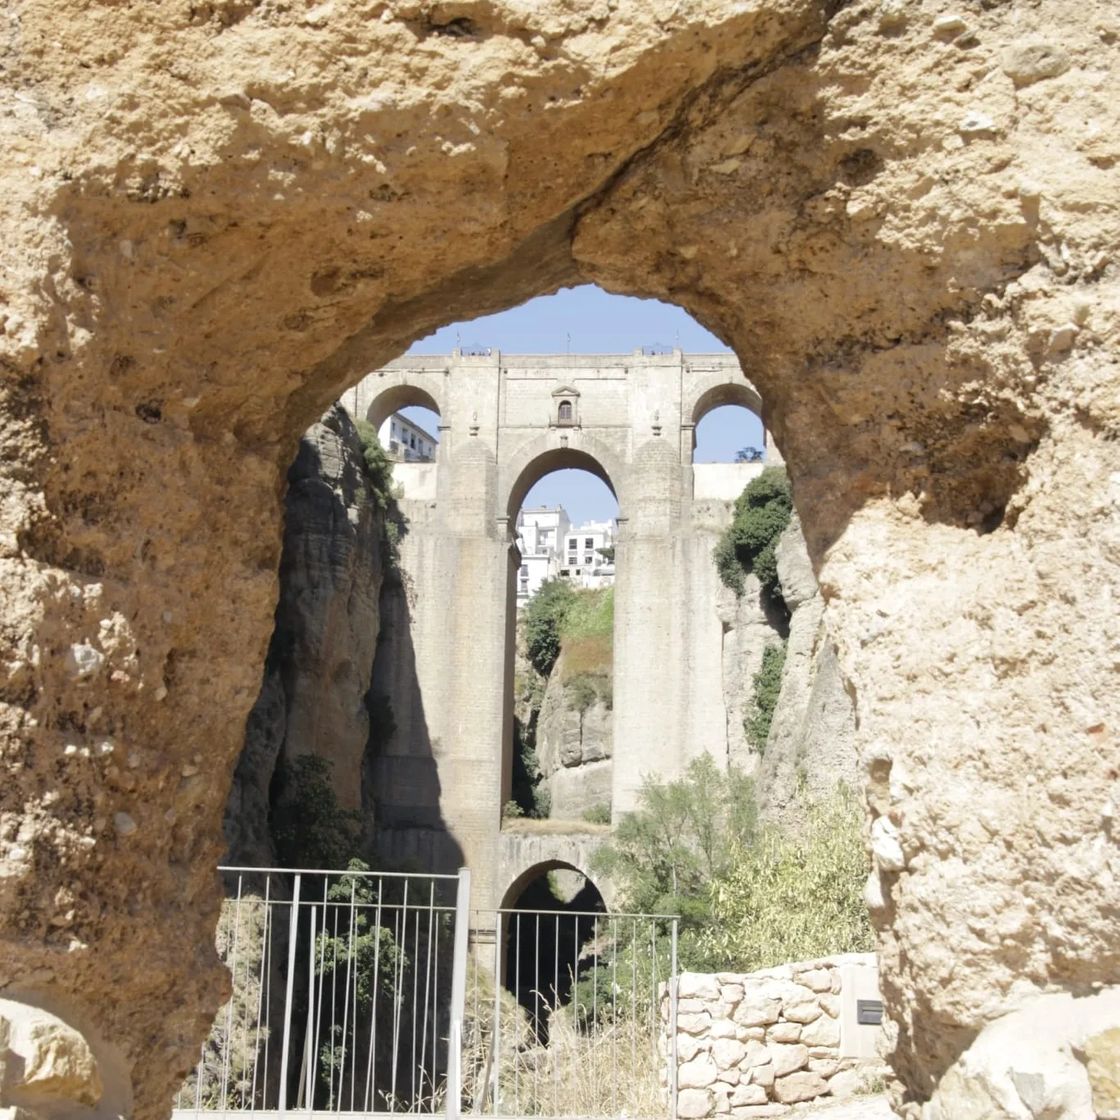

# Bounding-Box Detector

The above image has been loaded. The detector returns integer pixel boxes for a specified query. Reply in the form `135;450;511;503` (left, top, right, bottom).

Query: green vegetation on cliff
746;640;788;752
714;467;792;607
593;758;871;972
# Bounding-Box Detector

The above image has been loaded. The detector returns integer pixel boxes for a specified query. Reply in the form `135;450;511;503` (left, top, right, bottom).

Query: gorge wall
225;405;386;868
1;2;1117;1117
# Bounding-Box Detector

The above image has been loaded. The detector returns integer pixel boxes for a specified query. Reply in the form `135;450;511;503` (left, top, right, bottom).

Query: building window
520;565;529;577
585;554;593;564
557;400;573;425
585;538;594;548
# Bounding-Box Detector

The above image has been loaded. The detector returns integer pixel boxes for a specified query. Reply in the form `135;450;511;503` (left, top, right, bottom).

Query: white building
378;412;437;462
515;507;616;605
516;507;571;604
561;519;616;589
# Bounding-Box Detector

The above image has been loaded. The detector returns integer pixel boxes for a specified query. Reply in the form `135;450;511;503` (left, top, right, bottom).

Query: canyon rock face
535;649;613;821
756;515;859;821
0;2;1117;1118
224;405;385;867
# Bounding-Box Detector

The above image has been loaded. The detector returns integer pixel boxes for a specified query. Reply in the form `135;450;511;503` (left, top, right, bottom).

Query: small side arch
500;858;604;912
687;376;764;428
363;373;445;431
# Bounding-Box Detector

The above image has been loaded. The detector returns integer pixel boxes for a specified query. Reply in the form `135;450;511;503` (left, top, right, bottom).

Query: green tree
270;755;361;869
697;785;874;972
523;578;578;675
713;467;792;607
745;640;787;752
591;755;757;936
354;418;396;508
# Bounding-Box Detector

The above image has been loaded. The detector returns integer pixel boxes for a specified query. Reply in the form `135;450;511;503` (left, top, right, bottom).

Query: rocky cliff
224;406;385;866
535;647;613;821
756;515;858;820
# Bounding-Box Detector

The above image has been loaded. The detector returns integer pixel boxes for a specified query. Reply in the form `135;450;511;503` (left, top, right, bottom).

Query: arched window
557;400;573;425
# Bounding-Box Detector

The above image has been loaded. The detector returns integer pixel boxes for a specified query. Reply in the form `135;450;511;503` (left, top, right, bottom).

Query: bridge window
557;399;573;425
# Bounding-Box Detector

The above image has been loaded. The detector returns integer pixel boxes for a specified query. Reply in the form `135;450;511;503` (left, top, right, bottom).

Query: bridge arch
501;431;626;523
362;371;445;431
686;374;764;429
500;857;605;912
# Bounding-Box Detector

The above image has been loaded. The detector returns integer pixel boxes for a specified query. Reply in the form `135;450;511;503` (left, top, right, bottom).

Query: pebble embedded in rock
1001;42;1071;87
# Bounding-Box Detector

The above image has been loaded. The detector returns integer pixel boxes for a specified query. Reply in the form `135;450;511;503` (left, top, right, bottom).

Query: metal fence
174;866;464;1118
172;867;678;1120
460;909;679;1118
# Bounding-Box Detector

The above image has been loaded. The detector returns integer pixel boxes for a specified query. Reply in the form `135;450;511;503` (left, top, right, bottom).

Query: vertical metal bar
553;912;560;1116
299;903;318;1112
418;882;435;1109
278;873;302;1117
513;913;521;1114
631;918;638;1083
339;878;356;1109
491;911;502;1116
220;879;245;1109
532;912;540;1113
259;877;273;1109
311;879;329;1109
411;903;421;1105
391;882;408;1111
669;919;679;1120
611;917;618;1116
367;877;384;1111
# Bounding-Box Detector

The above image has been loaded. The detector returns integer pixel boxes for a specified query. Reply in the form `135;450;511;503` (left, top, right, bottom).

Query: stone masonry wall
664;955;881;1117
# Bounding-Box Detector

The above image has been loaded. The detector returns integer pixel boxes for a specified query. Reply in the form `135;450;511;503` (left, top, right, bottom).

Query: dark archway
500;862;607;1040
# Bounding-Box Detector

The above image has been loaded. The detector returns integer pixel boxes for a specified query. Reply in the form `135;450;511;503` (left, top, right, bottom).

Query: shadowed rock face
224;405;384;868
0;1;1117;1117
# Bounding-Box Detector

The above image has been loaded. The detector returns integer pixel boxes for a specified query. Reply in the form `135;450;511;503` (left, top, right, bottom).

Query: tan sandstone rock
0;2;1117;1117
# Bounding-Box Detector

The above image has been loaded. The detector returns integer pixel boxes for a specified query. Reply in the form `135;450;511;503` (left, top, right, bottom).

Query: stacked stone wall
663;955;882;1117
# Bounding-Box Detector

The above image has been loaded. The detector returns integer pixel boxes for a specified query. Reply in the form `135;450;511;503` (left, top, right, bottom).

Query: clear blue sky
401;285;764;523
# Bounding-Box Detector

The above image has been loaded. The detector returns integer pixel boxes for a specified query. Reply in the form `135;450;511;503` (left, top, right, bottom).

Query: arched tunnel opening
501;864;607;1041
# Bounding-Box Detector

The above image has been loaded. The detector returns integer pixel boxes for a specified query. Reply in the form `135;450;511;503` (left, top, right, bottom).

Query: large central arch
2;3;1116;1116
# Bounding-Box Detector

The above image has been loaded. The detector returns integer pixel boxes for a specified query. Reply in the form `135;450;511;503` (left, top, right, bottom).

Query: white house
378;412;437;462
515;507;572;604
561;519;615;589
515;507;616;605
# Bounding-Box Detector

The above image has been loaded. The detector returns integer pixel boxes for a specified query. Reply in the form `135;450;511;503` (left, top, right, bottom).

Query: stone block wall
662;955;882;1117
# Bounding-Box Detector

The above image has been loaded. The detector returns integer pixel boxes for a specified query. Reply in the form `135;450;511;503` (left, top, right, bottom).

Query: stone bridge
342;350;774;909
496;827;614;910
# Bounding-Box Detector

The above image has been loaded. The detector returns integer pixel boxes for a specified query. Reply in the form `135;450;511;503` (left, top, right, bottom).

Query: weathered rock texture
755;514;858;820
0;1;1117;1117
535;648;613;821
225;405;385;866
662;957;885;1116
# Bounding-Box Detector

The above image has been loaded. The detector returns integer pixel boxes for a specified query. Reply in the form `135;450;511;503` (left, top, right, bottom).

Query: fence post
278;873;302;1118
669;918;679;1120
447;867;471;1120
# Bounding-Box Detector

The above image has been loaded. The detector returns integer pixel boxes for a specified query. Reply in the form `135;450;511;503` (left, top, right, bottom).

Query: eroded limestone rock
0;1;1117;1116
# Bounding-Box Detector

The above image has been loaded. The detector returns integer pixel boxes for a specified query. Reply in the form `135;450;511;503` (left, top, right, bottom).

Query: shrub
714;467;792;608
353;419;396;508
502;799;525;820
523;578;578;675
745;640;787;753
270;754;361;869
591;754;757;931
582;803;611;825
697;784;874;972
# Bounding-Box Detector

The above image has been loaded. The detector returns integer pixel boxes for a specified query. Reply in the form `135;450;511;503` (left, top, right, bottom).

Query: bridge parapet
496;824;614;910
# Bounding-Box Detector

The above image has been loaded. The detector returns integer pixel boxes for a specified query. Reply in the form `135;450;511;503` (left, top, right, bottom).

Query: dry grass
500;817;610;836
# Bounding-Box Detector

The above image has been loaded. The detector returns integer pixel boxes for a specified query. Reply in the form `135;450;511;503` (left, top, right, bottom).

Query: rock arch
1;2;1116;1116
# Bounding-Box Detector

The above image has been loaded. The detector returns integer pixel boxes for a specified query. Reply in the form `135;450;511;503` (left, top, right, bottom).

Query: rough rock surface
535;648;613;820
756;514;858;819
0;2;1117;1117
224;405;384;865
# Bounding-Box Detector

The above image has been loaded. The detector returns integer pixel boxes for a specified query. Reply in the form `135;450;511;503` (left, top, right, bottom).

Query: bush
353;419;396;509
270;754;361;869
697;784;874;972
523;578;578;675
745;640;787;753
591;754;757;932
582;803;611;825
714;467;792;608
